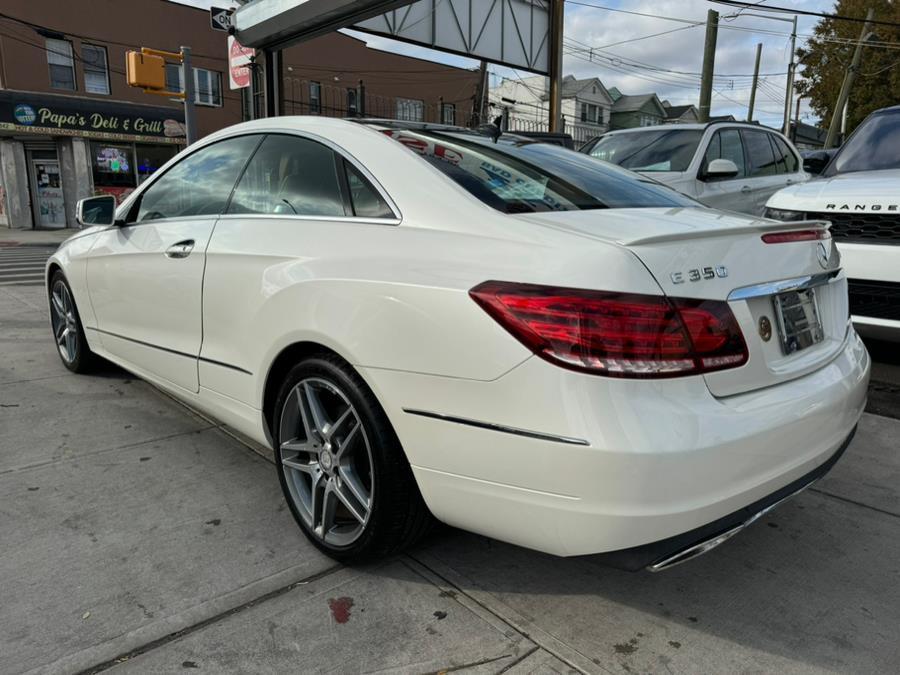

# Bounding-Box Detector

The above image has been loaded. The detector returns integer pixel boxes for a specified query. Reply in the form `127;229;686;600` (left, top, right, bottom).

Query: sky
171;0;836;128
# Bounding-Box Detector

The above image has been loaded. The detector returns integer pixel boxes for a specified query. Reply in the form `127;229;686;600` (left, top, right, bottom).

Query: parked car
766;105;900;340
580;122;809;215
50;118;868;571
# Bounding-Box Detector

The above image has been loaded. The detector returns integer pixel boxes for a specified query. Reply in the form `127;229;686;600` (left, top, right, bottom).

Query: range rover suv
765;105;900;340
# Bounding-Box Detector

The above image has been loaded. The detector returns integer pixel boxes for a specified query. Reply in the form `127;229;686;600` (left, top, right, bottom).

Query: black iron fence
281;77;479;127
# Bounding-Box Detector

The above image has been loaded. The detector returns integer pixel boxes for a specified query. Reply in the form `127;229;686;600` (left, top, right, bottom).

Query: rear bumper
600;425;856;571
360;327;870;558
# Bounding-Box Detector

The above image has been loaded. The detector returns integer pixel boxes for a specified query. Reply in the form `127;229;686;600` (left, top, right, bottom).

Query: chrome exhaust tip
646;482;815;573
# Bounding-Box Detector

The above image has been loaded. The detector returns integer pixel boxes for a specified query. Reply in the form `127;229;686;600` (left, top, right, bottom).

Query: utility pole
782;15;797;135
474;60;488;125
825;8;874;148
548;0;564;132
181;46;197;145
698;9;719;123
748;43;762;122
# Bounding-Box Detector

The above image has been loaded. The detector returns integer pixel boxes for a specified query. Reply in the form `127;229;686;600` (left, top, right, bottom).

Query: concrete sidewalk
2;282;900;674
0;228;80;248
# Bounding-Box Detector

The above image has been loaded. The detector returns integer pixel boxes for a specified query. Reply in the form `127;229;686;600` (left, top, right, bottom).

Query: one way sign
210;6;233;32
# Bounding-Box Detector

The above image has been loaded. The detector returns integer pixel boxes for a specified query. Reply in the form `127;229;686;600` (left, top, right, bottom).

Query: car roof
602;121;783;136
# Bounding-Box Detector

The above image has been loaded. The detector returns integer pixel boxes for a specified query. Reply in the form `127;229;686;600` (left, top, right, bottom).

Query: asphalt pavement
2;275;899;674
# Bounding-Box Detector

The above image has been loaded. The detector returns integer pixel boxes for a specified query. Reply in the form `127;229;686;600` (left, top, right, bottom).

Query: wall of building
279;32;482;124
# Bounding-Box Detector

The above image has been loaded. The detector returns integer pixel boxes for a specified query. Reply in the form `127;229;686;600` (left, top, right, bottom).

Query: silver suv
580;122;809;215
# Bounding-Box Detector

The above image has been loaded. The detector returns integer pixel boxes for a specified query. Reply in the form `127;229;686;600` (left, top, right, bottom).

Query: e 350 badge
670;266;728;284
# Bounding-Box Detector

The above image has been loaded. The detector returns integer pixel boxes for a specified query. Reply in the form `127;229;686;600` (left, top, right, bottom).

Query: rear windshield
826;110;900;175
587;129;703;172
379;128;696;214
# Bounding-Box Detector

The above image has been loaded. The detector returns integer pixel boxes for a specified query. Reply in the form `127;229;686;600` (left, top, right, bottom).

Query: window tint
228;135;346;217
742;129;778;177
344;162;394;218
382;128;697;213
588;129;703;172
829;110;900;174
774;137;799;173
134;135;260;222
702;129;746;178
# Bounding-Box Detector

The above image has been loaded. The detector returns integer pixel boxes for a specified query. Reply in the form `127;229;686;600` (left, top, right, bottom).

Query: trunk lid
518;207;849;397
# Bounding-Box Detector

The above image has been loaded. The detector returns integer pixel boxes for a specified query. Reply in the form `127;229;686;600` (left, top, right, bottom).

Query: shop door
32;160;66;228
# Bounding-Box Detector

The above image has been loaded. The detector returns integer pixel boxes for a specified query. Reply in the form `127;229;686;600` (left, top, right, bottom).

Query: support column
264;48;282;117
0;139;33;229
548;0;564;132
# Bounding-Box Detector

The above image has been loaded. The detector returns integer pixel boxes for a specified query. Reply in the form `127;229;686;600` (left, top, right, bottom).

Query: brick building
0;0;482;229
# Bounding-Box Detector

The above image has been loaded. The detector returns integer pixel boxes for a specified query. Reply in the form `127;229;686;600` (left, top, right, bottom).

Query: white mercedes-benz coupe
48;117;869;571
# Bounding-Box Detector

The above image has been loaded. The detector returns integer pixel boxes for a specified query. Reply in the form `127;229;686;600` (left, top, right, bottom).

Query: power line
709;1;900;29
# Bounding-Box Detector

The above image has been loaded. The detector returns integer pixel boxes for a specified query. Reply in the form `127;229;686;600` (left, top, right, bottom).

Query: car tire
273;353;432;562
48;271;97;374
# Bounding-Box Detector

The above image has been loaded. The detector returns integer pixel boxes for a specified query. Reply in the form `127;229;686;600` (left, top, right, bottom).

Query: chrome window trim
214;213;401;226
727;269;841;301
403;408;590;446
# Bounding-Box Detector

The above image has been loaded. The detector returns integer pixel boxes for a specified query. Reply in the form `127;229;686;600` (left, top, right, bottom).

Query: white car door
86;134;262;392
198;132;398;409
695;128;756;214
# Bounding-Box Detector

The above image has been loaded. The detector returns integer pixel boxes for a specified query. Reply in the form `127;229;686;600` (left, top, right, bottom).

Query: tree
795;0;900;136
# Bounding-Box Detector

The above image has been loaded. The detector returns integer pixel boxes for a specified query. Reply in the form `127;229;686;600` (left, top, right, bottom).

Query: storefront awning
0;90;187;145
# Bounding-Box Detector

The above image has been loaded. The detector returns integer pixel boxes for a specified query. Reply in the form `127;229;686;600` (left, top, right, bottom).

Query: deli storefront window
91;142;177;202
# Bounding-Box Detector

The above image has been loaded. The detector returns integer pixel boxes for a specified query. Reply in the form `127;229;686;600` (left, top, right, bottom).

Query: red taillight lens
761;229;830;244
470;281;748;378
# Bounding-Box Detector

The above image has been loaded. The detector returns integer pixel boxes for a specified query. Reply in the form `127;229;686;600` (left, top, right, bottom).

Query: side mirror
704;158;740;180
76;195;117;227
803;151;830;175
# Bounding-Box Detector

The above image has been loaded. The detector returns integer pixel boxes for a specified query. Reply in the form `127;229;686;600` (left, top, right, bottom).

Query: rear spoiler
621;216;831;246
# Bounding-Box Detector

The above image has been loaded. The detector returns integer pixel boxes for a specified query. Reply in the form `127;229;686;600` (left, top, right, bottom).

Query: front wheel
273;354;431;561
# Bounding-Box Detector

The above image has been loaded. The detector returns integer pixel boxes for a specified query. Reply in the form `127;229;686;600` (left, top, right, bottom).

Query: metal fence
281;77;476;127
505;115;605;145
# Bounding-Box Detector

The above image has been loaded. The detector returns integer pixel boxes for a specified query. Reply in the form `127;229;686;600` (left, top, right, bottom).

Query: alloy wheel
50;280;78;365
278;377;374;547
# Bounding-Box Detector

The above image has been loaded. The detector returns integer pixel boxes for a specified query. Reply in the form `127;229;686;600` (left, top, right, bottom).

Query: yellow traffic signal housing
126;51;166;91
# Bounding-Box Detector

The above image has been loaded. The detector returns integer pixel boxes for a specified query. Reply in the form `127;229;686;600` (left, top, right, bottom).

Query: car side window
741;129;778;177
774;136;800;173
227;134;347;216
343;160;394;218
703;129;747;178
767;134;788;174
132;135;261;223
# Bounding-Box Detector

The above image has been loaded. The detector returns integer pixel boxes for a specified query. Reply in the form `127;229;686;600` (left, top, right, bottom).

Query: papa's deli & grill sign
0;91;185;143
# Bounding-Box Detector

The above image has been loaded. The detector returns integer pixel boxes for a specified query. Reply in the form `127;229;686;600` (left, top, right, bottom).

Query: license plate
772;287;825;355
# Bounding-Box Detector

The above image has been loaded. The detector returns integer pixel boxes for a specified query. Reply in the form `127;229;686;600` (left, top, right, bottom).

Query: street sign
228;36;255;90
210;6;233;32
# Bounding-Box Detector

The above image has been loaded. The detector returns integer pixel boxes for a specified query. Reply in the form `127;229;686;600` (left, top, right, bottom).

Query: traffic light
125;51;167;91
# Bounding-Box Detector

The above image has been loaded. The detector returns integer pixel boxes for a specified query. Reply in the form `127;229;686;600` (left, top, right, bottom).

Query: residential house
489;74;612;143
661;101;700;124
608;88;667;129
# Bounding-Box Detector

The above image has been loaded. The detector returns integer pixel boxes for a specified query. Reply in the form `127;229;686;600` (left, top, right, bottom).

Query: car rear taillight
470;281;748;378
761;229;830;244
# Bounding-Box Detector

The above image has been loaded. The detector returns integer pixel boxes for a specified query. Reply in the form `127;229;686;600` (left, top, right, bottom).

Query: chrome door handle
741;185;752;194
165;239;195;259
